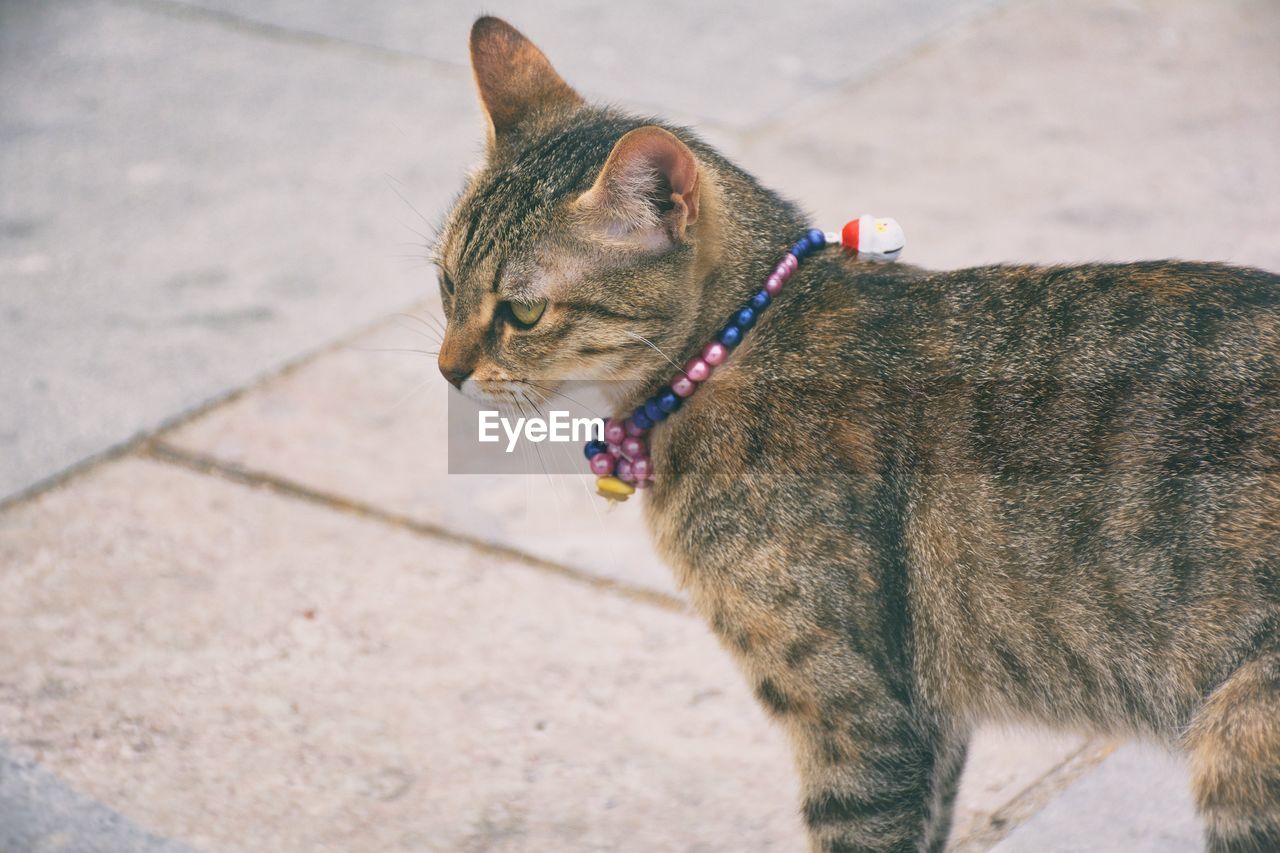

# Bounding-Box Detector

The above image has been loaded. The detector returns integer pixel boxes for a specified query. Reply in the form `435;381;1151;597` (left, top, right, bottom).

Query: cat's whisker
392;317;443;346
510;393;537;521
542;405;608;530
528;391;601;524
398;310;448;339
353;347;440;357
384;174;435;232
623;330;683;373
380;375;438;418
525;381;607;420
513;393;565;510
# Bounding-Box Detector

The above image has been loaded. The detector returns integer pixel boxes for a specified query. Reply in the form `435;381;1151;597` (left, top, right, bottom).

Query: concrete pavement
3;0;1277;849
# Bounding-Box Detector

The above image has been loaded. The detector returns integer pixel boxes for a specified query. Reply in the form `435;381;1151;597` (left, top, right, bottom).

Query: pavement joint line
112;0;467;74
739;0;1011;142
143;439;691;615
0;297;436;513
951;737;1119;851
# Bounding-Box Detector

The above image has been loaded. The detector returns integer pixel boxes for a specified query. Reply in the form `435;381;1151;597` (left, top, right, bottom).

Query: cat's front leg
782;697;963;853
707;600;960;852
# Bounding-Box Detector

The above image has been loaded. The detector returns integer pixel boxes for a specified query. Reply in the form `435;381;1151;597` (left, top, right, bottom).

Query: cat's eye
440;270;455;296
507;299;547;328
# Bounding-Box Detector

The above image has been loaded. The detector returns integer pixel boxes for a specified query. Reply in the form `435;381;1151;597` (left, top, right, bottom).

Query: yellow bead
595;476;635;501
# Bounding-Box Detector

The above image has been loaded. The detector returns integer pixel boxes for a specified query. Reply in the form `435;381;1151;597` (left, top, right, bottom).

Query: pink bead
589;452;615;476
620;436;645;459
633;478;650;489
773;263;792;280
603;418;626;444
703;341;728;366
684;357;711;382
631;456;652;482
671;375;697;397
607;442;622;456
624;417;646;437
615;457;635;483
764;274;784;296
782;253;798;273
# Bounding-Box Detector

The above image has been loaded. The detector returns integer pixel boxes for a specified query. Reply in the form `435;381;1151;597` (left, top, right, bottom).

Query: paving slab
0;457;806;851
165;0;1000;130
730;0;1280;272
994;743;1202;852
0;0;480;499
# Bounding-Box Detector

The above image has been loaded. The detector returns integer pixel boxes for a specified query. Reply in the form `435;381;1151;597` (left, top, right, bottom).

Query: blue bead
631;407;653;430
749;289;772;311
734;306;757;330
719;324;743;348
807;228;826;248
791;238;811;258
584;439;608;459
656;388;681;413
644;398;668;423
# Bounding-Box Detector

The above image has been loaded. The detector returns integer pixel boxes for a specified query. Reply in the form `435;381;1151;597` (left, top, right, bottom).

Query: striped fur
436;18;1280;851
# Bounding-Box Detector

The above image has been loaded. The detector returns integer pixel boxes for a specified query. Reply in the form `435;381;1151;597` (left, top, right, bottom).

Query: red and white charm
838;214;905;262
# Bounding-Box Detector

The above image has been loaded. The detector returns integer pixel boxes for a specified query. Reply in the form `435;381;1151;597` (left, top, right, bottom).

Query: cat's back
793;257;1280;726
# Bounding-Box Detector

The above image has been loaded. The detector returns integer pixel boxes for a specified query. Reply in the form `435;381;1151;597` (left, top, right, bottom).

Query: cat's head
434;17;719;407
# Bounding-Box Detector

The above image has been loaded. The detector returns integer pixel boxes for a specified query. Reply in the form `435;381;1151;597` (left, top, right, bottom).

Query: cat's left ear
575;126;700;250
470;17;582;146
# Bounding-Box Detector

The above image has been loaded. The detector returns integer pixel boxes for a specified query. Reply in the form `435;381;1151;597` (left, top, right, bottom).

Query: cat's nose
439;360;472;389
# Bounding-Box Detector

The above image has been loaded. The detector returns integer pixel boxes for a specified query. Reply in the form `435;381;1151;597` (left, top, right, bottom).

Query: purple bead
625;416;647;436
703;341;728;366
603;418;626;445
621;436;645;459
632;456;652;482
764;274;784;296
684;357;711;382
672;374;697;397
607;442;622;456
589;452;615;476
782;253;798;273
807;228;826;247
615;457;635;483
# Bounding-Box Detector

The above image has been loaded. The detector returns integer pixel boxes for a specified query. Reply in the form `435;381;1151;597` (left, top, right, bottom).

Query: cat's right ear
574;126;701;251
469;17;582;146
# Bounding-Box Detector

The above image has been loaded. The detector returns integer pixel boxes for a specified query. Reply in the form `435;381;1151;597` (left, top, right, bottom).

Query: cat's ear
574;126;701;249
469;16;582;145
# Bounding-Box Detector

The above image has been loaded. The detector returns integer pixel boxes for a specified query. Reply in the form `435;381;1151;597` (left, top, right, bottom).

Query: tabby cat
434;17;1279;852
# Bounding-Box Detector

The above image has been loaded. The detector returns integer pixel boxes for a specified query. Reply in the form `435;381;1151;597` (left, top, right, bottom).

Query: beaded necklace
582;214;904;502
